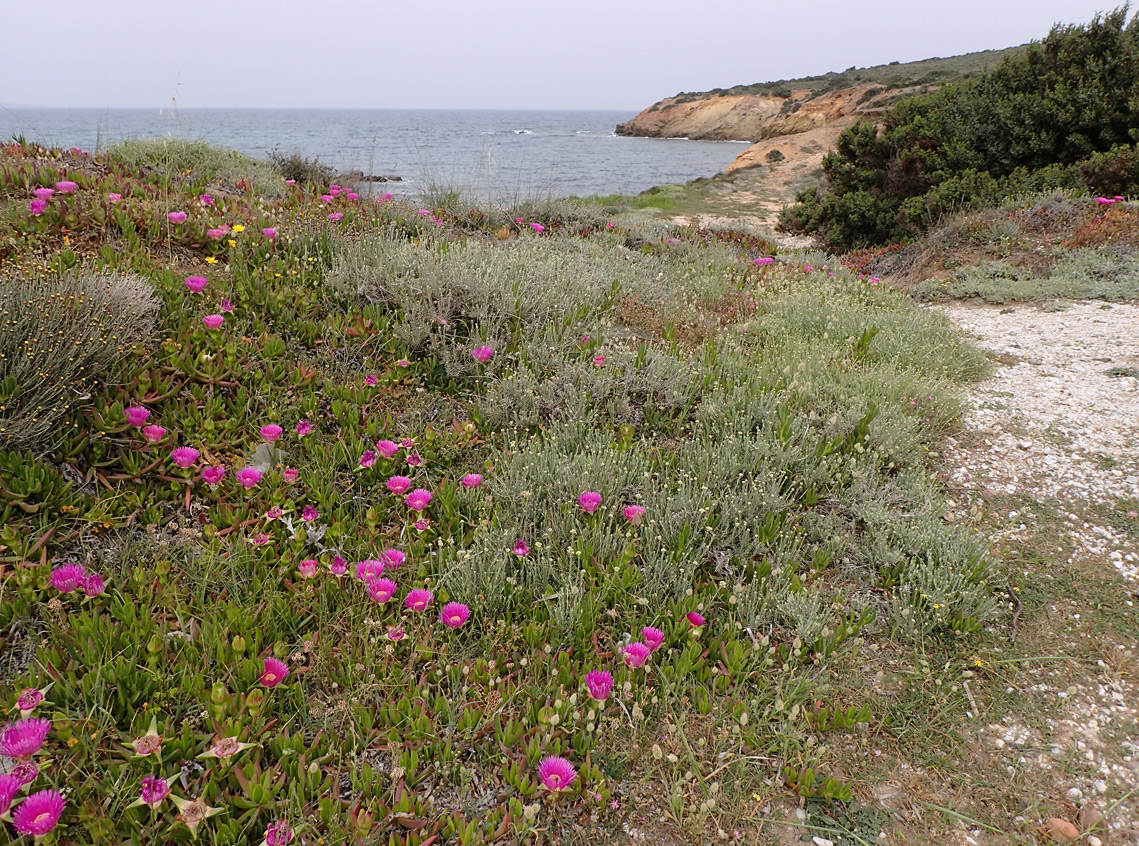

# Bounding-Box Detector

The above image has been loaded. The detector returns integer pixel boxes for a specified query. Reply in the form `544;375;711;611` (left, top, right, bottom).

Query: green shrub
268;149;335;187
1078;144;1139;197
105;138;285;196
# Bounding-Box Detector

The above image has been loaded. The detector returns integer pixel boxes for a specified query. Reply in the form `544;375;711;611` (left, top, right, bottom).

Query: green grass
104;137;286;197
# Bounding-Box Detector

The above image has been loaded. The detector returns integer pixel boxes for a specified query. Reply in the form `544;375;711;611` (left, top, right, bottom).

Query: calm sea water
0;108;747;200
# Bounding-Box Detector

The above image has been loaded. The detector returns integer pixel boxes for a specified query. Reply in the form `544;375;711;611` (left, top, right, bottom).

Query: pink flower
355;559;385;581
285;179;296;186
207;228;227;239
386;625;405;641
142;425;167;443
414;518;431;531
171;446;200;468
0;773;18;816
330;555;347;575
320;194;334;203
138;775;170;809
328;212;344;222
83;573;106;597
440;602;470;628
578;491;602;513
28;199;47;215
16;688;44;713
359;450;377;468
686;611;705;628
417;209;431;216
754;256;774;266
364;374;378;387
265;506;284;520
251;532;271;546
265;820;294;846
260;657;289;688
107;192;122;203
642;626;664;651
1;717;52;758
184;275;208;293
537;756;576;792
381;192;393;201
9;760;37;787
260;424;283;442
470;345;494;363
404;588;434;612
396;357;410;367
367;577;397;603
400;438;416;449
301;505;319;522
296;420;313;436
622;504;646;524
381;548;406;569
1096;197;1115;205
387;475;412;494
202;314;224;330
124;405;150;426
375;439;399;458
167;211;187;224
283;468;300;483
199;194;213;206
55;181;78;193
623;641;650;669
405;488;433;511
50;563;86;592
584;669;612;701
512;539;530;557
461;473;483;488
530;222;546;232
201;465;226;486
330;185;341;194
406;453;422;467
12;789;66;836
235;467;262;488
33;187;54;201
592;354;605;367
297;559;319;579
347;192;358;201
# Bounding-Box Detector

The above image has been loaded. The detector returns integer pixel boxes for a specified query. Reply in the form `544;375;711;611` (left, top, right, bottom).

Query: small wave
513;129;532;135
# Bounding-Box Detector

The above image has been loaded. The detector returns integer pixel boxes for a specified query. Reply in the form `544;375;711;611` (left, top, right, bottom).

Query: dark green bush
1078;144;1139;196
268;149;335;187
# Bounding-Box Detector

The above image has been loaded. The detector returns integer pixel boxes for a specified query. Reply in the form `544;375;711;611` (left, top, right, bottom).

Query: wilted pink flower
83;573;106;597
592;354;605;367
12;789;66;836
260;657;289;688
414;518;431;531
584;669;613;701
623;641;650;669
686;611;705;628
405;488;433;511
9;760;37;787
470;345;494;363
381;548;406;569
55;181;78;193
297;559;319;579
125;405;150;426
537;756;576;791
265;819;293;846
202;314;224;330
235;467;262;489
578;491;602;513
404;588;433;612
283;468;300;483
330;555;347;575
199;194;213;206
184;275;208;293
642;626;664;651
50;563;86;592
16;688;44;713
440;602;470;628
1;717;52;758
512;539;530;557
296;419;313;436
201;465;226;486
265;506;284;520
251;533;271;546
364;374;378;387
33;187;54;201
328;212;344;222
395;357;410;366
386;626;405;641
530;222;546;232
387;475;412;494
355;559;385;581
107;192;122;203
28;199;47;215
142;424;167;443
260;424;283;442
138;775;170;808
461;473;483;488
171;446;200;468
0;773;21;815
400;437;416;449
167;211;187;224
359;450;376;468
301;505;319;522
367;577;397;603
375;439;399;458
623;504;646;524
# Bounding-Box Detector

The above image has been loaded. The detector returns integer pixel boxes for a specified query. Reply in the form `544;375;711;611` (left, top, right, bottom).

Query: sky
0;0;1129;112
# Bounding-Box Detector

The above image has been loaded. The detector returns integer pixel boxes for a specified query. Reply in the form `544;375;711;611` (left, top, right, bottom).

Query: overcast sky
0;1;1128;112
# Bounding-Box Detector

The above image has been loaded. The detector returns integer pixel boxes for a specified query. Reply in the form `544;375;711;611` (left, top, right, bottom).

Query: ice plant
0;773;20;815
84;573;106;597
754;256;774;265
1;717;52;758
167;211;187;224
202;314;224;330
55;180;78;193
260;423;283;442
296;419;313;436
131;774;171;809
172;795;224;835
16;687;45;715
199;194;213;206
537;756;576;792
623;504;646;524
129;716;162;758
171;446;200;468
330;556;348;576
359;450;376;468
386;475;412;494
440;602;470;628
366;577;397;603
642;626;664;651
470;345;494;363
686;611;706;628
354;559;385;581
283;468;300;483
260;658;289;688
386;626;405;641
28;199;47;215
530;222;546;232
261;228;277;240
584;670;613;702
265;506;283;520
184;275;208;293
12;789;66;837
623;641;650;669
461;473;483;488
124;405;150;426
376;439;399;458
108;192;122;203
264;820;293;846
592;354;606;367
9;760;37;787
142;425;167;443
301;505;319;522
49;563;87;592
512;539;530;557
33;187;54;201
364;374;378;386
328;212;344;222
232;466;261;489
198;736;256;761
297;559;319;579
200;465;226;486
578;491;602;513
207;227;226;239
404;588;433;612
406;452;422;467
406;488;433;511
380;548;406;568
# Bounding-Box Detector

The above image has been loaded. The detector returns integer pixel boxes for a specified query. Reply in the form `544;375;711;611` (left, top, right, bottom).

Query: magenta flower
265;820;294;846
380;192;393;201
367;577;397;603
33;187;54;201
347;192;358;200
1096;196;1115;205
537;756;576;792
218;298;234;313
301;505;319;522
167;211;187;224
171;446;200;468
199;194;213;206
297;559;319;579
461;473;483;489
364;374;378;387
251;532;271;546
512;539;530;557
622;504;646;524
578;491;602;513
330;185;341;194
0;773;20;815
261;227;277;239
328;212;344;222
55;180;78;193
296;419;313;436
84;573;106;597
50;563;86;592
686;611;705;628
440;602;470;628
28;199;47;215
405;488;433;511
200;465;226;486
754;256;774;266
283;468;300;483
184;275;208;293
386;625;405;641
400;437;416;449
359;450;377;468
320;194;333;204
414;518;431;531
404;588;434;612
380;548;406;569
1;717;52;758
376;440;399;458
623;641;650;669
202;314;224;330
530;222;546;232
285;179;296;186
470;345;494;363
142;424;167;443
330;555;348;575
406;453;422;467
137;774;170;808
642;626;664;651
355;559;385;581
9;760;37;787
108;192;122;203
16;688;44;713
584;669;613;701
12;789;66;837
417;209;431;216
265;506;284;520
260;657;289;688
260;423;283;442
235;467;261;488
124;405;150;426
592;354;605;367
387;475;412;495
207;228;227;239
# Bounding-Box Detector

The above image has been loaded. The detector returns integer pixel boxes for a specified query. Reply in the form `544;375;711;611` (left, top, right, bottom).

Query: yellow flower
227;239;236;248
205;257;218;264
231;224;245;233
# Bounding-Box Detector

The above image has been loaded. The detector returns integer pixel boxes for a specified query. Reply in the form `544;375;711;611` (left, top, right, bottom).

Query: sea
0;107;748;202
